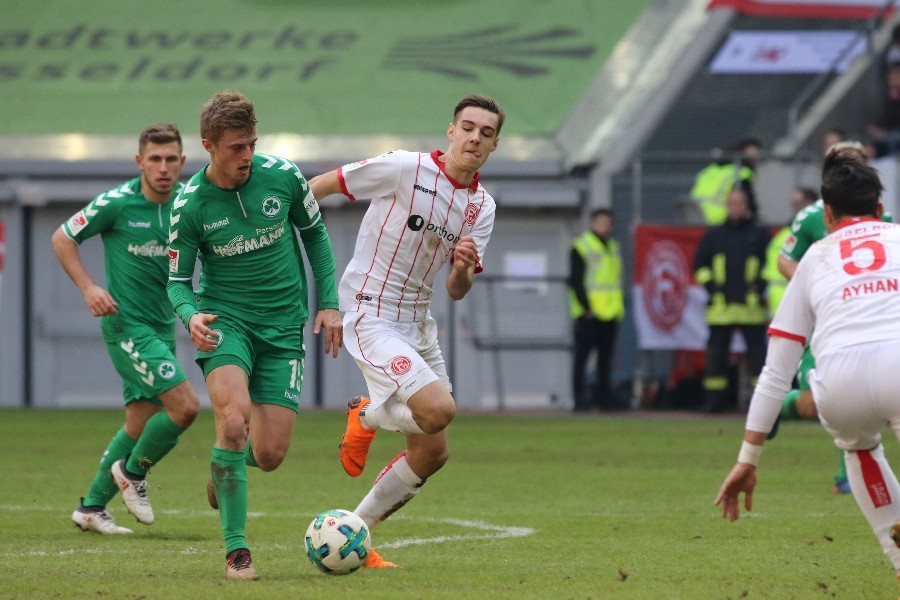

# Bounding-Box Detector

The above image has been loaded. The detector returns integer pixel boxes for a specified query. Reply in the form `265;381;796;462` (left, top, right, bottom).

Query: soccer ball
305;509;371;575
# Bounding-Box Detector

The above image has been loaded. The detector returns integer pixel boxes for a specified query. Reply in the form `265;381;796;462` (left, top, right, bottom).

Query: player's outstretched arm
308;171;341;201
51;227;118;317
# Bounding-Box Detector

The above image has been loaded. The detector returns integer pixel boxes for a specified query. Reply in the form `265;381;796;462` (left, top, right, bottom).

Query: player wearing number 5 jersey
166;91;342;581
309;94;503;568
774;142;892;494
716;156;900;592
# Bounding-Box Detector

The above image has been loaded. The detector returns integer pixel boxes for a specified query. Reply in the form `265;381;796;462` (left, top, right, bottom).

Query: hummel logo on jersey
128;221;151;228
262;196;282;217
128;240;167;257
204;217;230;231
413;184;437;196
407;214;457;243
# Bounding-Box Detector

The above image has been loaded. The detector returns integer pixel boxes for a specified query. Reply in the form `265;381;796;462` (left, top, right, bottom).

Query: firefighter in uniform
567;208;625;412
694;186;770;412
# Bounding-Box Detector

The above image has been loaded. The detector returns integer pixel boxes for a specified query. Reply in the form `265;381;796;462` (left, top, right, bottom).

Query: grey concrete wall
0;179;583;411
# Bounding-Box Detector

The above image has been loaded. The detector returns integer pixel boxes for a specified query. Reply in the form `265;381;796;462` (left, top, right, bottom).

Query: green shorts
103;323;187;405
196;311;306;411
797;344;815;392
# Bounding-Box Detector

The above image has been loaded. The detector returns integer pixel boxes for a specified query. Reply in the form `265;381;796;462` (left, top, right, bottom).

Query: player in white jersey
309;94;503;568
715;156;900;590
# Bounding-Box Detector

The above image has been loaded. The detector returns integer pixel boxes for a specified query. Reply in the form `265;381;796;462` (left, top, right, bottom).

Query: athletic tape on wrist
738;441;763;466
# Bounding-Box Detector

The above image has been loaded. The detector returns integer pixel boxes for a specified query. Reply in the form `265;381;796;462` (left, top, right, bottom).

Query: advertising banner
632;225;709;351
708;0;895;19
708;30;866;74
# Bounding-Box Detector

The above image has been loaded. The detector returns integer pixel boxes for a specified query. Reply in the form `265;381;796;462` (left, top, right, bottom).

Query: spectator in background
689;138;761;225
567;208;625;412
762;186;818;318
866;62;900;156
886;23;900;66
820;127;846;157
694;187;770;413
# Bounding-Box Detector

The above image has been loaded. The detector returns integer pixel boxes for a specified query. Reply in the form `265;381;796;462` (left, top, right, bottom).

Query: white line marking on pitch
4;506;535;558
380;518;535;549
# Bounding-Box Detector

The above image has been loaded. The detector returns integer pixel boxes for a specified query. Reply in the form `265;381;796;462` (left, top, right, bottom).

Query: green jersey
167;153;338;327
781;199;826;262
781;198;893;262
61;177;180;339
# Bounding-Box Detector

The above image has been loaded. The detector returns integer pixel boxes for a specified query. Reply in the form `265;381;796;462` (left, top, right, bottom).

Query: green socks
245;441;259;468
83;427;137;508
212;447;249;554
835;451;848;483
780;389;801;419
125;411;185;477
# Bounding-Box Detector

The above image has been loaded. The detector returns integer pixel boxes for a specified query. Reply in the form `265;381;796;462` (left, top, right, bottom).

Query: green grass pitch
1;408;897;599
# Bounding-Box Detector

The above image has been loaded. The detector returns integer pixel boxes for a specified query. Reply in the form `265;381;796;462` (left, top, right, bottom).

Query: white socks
844;445;900;570
362;398;425;435
354;452;424;529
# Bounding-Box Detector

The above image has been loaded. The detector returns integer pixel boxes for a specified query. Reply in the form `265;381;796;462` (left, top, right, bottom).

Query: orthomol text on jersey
211;222;286;257
406;214;458;243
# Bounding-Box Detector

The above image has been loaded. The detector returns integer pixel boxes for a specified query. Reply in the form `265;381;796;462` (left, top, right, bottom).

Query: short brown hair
821;157;882;218
138;123;182;154
453;94;505;134
200;90;258;143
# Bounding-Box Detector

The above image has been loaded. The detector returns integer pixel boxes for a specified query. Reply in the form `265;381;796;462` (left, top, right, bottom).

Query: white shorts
342;311;450;409
810;341;900;451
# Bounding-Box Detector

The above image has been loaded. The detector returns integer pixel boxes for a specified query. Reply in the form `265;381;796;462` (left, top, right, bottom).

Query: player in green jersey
53;124;199;535
166;90;342;581
774;141;885;494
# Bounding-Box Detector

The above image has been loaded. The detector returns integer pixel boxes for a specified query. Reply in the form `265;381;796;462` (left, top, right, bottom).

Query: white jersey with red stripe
335;149;496;322
769;217;900;358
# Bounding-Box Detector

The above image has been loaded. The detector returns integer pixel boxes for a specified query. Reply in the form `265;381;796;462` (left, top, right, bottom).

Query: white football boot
72;505;133;534
111;460;154;525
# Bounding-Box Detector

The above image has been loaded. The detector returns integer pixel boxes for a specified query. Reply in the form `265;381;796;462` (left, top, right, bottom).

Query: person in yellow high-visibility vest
762;187;818;319
567;209;625;412
690;139;761;225
694;187;770;413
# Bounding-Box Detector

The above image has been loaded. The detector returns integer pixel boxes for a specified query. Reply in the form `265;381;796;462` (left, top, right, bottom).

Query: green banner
1;0;650;136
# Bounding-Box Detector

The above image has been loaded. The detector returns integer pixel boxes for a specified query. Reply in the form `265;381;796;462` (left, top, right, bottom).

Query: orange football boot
365;548;400;569
340;396;377;477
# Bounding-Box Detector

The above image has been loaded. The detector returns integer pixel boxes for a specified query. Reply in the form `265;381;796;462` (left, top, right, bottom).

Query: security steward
567;208;625;412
